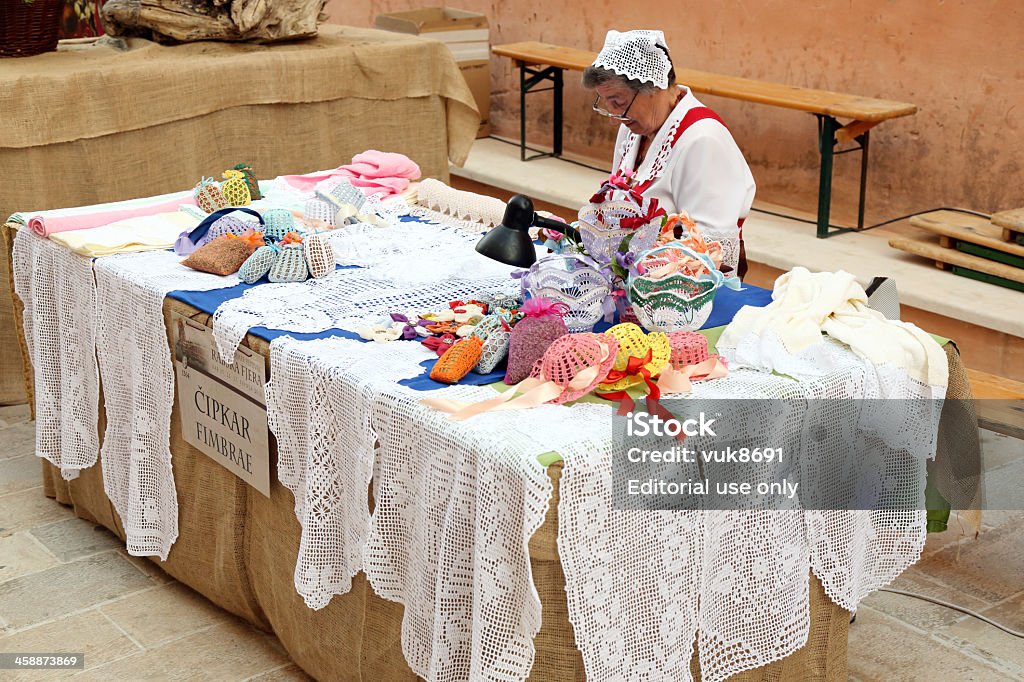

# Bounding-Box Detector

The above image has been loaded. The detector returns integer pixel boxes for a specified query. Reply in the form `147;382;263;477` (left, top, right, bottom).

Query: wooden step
967;368;1024;440
992;208;1024;244
910;211;1024;259
888;234;1024;288
967;368;1024;400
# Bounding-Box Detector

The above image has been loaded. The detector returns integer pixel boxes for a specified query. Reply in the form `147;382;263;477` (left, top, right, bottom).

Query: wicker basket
1;0;62;58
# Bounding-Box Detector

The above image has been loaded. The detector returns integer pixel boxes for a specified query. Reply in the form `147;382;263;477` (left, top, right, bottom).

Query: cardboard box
374;7;486;34
375;7;491;137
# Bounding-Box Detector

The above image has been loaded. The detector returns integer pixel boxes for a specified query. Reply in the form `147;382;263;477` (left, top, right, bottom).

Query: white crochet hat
592;29;672;90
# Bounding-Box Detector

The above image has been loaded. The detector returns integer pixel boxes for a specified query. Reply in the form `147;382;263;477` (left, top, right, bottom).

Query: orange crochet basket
1;0;62;58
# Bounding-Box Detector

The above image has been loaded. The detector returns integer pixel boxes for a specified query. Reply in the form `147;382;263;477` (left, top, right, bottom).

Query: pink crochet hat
667;331;710;370
529;333;620;404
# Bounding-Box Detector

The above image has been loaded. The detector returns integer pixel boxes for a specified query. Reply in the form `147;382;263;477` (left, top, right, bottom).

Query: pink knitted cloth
279;150;421;196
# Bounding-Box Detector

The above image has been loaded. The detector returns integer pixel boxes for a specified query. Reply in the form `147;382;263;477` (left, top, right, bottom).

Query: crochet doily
12;231;100;480
261;322;937;682
212;221;525;363
92;250;248;559
15;227;243;560
13;204;941;682
266;334;613;680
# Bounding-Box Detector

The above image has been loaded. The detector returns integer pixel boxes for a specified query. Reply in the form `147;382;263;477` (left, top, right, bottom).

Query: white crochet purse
238;245;279;284
304;199;336;226
268;243;308;283
304;234;335;279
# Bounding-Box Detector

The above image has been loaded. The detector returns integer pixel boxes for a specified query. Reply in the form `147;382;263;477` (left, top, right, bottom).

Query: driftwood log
100;0;328;43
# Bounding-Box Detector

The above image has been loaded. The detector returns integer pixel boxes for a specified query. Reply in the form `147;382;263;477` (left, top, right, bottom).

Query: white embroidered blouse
612;86;756;271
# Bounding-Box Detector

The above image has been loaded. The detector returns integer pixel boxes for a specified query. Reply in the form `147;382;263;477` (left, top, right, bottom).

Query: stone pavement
0;404;1021;680
848;426;1024;681
0;405;311;681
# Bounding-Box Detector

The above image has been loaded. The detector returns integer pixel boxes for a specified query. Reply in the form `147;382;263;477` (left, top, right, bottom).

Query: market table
33;297;856;681
0;24;480;405
20;286;853;681
4;185;978;681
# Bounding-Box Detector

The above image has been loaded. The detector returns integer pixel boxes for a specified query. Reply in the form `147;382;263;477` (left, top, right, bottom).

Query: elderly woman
583;30;755;277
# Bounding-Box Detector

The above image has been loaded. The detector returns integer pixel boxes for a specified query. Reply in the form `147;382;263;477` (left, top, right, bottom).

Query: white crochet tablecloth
13;230;246;558
265;332;934;682
11;186;941;682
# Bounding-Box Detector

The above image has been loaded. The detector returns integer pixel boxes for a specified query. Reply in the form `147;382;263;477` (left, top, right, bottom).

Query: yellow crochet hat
599;322;670;391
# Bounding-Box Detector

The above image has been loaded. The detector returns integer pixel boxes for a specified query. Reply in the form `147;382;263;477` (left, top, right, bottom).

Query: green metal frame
815;114;872;238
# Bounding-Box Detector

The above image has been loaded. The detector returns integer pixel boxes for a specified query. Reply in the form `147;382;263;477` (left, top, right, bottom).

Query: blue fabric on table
167;264;365;344
169;272;772;348
399;359;508;391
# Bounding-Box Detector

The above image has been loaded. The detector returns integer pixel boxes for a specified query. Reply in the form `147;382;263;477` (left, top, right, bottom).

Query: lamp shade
475;194;538;267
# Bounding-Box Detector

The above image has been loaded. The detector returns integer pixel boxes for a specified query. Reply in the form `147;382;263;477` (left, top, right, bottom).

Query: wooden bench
492;41;918;238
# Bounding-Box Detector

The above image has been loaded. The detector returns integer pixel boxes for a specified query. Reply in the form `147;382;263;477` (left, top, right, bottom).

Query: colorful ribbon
657;356;729;394
224;229;265;249
636;243;742;291
422;333;457;356
597;348;660;415
421;343;612;420
520;296;570;319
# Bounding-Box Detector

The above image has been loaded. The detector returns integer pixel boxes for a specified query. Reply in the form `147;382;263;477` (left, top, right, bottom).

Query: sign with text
173;314;270;497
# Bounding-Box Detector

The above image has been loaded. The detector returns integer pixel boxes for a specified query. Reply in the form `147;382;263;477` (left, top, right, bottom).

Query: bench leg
519;61;528;162
857;130;870;230
553;67;563;157
515;65;564;162
816;114;837;239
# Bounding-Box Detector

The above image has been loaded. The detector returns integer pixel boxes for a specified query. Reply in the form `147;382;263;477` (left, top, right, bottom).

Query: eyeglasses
592;91;639;122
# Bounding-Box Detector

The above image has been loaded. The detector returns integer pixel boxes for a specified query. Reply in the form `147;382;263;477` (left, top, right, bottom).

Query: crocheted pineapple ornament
194;177;228;214
221;170;252;207
232;163;262;200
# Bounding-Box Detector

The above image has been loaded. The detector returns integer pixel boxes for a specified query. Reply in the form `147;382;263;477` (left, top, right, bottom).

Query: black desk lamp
475;194;582;267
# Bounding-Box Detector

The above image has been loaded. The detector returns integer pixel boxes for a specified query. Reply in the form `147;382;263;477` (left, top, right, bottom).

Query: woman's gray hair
582;45;676;92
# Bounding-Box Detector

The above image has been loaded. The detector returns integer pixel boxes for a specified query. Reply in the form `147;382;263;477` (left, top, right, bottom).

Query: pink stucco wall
326;1;1023;221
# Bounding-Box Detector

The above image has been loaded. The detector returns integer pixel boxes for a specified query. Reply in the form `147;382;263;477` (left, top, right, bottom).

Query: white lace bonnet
591;29;673;90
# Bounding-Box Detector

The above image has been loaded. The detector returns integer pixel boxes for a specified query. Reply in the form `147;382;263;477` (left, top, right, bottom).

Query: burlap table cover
30;295;856;680
0;24;480;405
